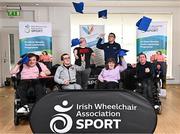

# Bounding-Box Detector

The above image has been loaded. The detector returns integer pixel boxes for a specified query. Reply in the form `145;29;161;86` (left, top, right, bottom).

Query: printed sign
30;90;157;133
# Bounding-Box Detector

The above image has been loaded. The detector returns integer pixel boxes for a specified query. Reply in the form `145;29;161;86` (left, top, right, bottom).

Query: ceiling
0;0;180;7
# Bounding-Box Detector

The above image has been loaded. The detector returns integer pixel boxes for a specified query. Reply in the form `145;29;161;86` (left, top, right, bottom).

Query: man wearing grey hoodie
54;53;85;89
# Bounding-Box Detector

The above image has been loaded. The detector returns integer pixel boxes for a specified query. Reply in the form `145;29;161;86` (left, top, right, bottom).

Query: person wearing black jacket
154;62;166;89
96;33;121;63
136;53;155;106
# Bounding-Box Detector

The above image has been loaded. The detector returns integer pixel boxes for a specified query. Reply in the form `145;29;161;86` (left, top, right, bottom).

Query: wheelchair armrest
11;76;19;90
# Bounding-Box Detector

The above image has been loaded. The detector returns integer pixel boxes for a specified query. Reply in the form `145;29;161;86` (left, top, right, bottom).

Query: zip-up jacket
54;61;85;84
96;38;121;63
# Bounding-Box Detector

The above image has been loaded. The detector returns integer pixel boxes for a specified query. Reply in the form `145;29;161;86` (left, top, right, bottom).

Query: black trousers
16;79;45;106
98;81;119;89
141;79;155;106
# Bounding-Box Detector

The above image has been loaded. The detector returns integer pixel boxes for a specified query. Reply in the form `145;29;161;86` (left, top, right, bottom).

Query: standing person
98;57;127;89
154;62;166;89
74;37;96;89
155;51;166;62
154;51;167;89
54;53;85;90
96;33;121;63
136;53;155;106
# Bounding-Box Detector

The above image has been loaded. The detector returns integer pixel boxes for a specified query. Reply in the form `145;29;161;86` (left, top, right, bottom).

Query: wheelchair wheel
14;104;19;125
14;96;21;126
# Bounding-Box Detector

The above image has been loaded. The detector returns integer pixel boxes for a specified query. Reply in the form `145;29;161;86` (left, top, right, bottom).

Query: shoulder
115;42;121;46
87;47;93;51
102;68;106;72
37;62;46;67
57;65;64;71
146;62;153;67
70;65;76;70
146;62;152;65
74;47;80;50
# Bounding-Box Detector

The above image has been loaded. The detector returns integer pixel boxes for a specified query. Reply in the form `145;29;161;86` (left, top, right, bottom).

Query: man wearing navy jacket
96;33;121;63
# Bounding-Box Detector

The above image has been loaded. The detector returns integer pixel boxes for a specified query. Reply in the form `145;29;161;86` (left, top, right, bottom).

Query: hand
145;68;150;73
81;54;85;61
39;72;46;77
99;33;105;38
64;80;69;85
17;58;23;65
91;53;96;57
131;64;136;68
75;55;79;59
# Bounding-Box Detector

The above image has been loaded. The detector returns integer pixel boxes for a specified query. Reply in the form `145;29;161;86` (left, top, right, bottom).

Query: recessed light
35;3;39;6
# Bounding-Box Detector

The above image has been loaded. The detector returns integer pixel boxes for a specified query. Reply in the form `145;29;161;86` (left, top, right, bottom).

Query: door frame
0;28;19;87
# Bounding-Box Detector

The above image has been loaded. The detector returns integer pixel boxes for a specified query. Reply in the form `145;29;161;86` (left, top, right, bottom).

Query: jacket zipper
68;69;71;82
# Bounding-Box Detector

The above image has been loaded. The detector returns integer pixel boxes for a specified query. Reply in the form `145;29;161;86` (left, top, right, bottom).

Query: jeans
76;68;91;89
141;79;155;106
62;83;82;90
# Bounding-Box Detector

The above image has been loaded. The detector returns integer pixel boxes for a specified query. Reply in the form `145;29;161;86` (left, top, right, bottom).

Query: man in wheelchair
136;53;161;111
10;53;51;114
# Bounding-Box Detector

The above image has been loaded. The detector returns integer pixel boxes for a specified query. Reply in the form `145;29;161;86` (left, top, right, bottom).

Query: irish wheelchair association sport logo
50;100;73;133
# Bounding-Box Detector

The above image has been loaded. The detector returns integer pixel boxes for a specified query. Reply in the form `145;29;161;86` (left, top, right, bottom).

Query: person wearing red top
155;51;166;62
74;37;96;89
154;51;167;89
39;51;52;69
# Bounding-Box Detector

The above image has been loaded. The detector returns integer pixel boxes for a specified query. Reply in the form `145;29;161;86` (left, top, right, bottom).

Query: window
9;34;15;68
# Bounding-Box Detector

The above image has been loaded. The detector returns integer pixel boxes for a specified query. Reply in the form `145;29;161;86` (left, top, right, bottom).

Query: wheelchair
120;65;162;114
12;76;53;125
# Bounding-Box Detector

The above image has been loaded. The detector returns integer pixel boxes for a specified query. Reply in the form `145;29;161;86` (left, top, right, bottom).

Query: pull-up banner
80;25;104;66
136;21;167;61
30;90;157;133
19;22;52;56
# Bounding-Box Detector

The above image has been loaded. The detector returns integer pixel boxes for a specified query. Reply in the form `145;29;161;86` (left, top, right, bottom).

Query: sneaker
17;105;30;113
154;105;160;109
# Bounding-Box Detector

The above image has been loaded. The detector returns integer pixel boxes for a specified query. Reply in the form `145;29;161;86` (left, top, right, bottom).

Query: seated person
136;53;155;106
10;53;51;113
97;57;127;89
39;51;52;69
154;62;166;89
54;53;85;90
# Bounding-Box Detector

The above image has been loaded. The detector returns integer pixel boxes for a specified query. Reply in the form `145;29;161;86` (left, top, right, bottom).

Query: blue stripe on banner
136;35;167;55
19;36;52;55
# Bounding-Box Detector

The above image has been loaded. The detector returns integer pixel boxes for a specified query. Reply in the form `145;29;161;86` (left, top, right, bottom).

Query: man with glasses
96;33;121;63
54;53;85;90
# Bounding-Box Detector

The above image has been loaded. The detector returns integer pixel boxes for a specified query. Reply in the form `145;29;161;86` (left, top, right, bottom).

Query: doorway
0;28;19;87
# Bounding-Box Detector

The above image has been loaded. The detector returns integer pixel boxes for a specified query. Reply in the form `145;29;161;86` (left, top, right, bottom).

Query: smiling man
96;33;121;64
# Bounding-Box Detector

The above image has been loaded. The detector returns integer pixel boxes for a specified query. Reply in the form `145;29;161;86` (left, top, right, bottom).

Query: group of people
10;32;166;113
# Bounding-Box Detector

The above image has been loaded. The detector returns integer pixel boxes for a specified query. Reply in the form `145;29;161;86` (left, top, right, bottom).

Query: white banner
19;22;52;56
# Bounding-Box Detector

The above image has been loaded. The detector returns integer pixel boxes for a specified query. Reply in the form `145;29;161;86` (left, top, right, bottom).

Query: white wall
70;13;172;77
0;6;180;84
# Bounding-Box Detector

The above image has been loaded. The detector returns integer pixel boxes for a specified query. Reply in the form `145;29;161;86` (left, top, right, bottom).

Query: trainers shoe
17;105;29;113
154;105;160;109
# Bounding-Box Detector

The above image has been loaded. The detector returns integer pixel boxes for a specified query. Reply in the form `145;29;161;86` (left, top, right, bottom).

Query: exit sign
7;10;20;17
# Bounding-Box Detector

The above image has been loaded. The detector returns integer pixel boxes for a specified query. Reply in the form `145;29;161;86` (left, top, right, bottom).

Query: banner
19;22;52;56
136;22;167;61
80;25;104;66
30;90;157;133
